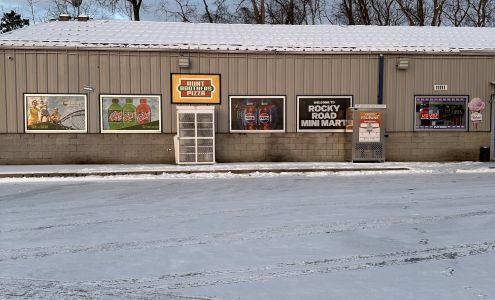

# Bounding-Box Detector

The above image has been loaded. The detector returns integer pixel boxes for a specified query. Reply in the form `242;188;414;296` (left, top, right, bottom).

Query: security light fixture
397;58;409;70
178;56;191;68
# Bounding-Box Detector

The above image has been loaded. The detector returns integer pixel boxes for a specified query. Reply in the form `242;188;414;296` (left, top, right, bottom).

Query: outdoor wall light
178;57;191;68
397;58;409;70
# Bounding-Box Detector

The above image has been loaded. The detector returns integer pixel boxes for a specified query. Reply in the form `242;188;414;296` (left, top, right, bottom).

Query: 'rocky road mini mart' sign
297;96;352;132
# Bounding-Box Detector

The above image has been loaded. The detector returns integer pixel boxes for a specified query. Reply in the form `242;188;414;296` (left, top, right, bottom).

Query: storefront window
414;95;468;131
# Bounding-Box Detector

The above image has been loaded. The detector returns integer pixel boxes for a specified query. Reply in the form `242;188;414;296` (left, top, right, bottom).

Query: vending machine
174;106;215;164
349;104;387;162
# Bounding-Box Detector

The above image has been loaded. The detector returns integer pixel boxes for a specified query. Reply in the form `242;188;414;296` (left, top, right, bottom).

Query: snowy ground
1;163;495;299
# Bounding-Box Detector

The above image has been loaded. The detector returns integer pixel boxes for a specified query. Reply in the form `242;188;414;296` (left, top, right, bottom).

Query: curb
0;168;411;178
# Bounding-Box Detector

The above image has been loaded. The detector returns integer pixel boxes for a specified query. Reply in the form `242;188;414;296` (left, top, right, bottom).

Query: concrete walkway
0;161;493;178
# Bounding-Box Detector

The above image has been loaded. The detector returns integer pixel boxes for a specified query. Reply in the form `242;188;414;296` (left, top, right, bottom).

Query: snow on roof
1;20;495;53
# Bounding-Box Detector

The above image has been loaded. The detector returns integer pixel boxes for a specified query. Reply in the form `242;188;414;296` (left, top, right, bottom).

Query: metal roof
1;20;495;53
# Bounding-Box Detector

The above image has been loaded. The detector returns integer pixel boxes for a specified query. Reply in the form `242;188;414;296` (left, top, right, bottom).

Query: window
414;95;468;131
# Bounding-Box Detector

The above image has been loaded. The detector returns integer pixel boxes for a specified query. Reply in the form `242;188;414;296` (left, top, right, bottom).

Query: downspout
378;54;384;104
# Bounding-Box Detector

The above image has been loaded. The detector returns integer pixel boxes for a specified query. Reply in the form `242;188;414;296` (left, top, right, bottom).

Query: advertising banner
171;74;221;104
297;96;352;132
230;96;285;133
24;94;87;133
414;95;468;131
358;112;381;142
100;95;161;133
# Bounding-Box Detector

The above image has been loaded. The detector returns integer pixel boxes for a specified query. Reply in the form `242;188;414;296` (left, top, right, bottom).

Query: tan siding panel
5;52;17;132
57;52;68;93
99;53;110;94
15;52;27;132
140;53;151;93
119;52;131;94
149;54;161;94
36;53;48;93
313;56;323;94
285;55;295;132
68;54;78;93
218;55;229;132
110;53;121;93
25;52;37;93
0;53;6;132
257;55;267;94
47;53;58;92
79;52;89;91
303;56;313;94
88;53;100;133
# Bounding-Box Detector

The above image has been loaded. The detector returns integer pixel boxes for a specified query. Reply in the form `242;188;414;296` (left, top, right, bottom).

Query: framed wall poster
297;96;353;132
24;94;87;133
414;95;469;131
229;96;285;133
171;73;221;104
100;95;162;133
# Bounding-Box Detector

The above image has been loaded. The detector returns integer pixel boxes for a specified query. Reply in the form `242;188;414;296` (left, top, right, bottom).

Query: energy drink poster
24;94;87;133
171;74;221;104
230;96;285;133
297;96;352;132
100;95;161;133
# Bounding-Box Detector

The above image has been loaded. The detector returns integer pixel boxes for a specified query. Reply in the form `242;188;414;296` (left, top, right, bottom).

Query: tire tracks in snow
1;240;494;298
0;208;494;262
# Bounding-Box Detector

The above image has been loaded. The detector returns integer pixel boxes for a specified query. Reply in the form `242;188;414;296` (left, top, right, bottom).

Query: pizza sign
171;74;221;104
178;79;215;98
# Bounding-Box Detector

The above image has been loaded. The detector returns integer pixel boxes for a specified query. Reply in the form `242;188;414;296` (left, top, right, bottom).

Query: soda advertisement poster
171;74;221;104
100;95;161;133
358;112;381;142
229;96;285;133
24;94;87;133
297;96;352;132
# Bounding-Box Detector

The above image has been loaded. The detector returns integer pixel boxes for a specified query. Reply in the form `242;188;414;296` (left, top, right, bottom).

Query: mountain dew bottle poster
100;95;161;133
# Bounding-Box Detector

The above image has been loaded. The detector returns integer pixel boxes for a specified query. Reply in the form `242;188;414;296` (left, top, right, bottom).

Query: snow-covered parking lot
1;163;495;299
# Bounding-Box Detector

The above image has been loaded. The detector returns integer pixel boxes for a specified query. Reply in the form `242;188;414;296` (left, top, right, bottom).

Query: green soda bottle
108;98;123;130
122;98;137;128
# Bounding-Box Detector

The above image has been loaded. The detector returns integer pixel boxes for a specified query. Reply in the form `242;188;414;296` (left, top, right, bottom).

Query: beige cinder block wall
0;48;492;163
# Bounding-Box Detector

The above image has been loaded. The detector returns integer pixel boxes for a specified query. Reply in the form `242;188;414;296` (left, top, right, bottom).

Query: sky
0;0;166;24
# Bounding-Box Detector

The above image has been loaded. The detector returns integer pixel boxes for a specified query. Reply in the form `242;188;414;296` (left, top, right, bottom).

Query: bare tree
444;0;470;26
265;0;311;24
158;0;233;23
328;0;403;25
395;0;447;26
25;0;39;24
238;0;266;24
97;0;143;20
46;0;104;19
369;0;404;25
466;0;495;26
199;0;233;23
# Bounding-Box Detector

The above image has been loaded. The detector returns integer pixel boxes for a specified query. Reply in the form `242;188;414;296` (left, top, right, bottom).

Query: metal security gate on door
174;106;215;164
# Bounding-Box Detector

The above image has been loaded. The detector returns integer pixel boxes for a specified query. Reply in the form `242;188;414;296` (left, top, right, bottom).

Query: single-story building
0;20;494;164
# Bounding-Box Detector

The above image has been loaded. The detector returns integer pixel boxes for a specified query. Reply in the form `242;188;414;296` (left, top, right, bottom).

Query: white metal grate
175;107;215;164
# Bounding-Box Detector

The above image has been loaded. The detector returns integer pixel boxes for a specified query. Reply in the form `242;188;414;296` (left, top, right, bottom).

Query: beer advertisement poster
297;96;352;132
229;96;285;133
171;74;221;104
100;95;161;133
24;94;87;133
